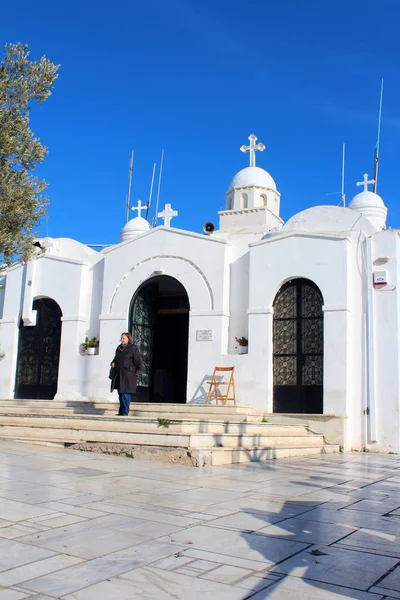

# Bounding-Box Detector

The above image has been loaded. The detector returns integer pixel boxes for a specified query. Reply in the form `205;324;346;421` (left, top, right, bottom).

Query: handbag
109;367;116;380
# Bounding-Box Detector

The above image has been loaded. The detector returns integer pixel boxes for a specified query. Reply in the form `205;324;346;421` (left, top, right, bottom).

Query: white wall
0;275;6;320
370;231;400;452
0;265;24;397
1;221;399;456
0;243;104;401
247;231;365;449
91;227;231;402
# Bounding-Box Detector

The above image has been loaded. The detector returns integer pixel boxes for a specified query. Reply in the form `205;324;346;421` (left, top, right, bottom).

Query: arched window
260;194;267;207
240;193;248;209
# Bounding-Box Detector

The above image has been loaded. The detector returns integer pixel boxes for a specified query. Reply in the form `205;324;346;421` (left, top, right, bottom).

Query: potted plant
81;336;99;356
235;336;248;355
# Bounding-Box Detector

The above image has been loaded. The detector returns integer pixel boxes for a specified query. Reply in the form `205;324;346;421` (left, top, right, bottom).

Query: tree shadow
239;501;365;599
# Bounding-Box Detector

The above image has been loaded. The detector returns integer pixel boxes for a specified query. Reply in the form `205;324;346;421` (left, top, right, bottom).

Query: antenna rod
146;162;157;221
153;149;164;227
125;149;134;223
341;142;346;207
373;78;384;193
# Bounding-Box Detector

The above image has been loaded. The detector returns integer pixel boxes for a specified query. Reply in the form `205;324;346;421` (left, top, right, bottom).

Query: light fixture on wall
153;269;164;275
374;256;390;265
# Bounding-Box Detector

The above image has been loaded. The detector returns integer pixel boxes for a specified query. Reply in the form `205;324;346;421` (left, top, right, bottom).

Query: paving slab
0;440;399;599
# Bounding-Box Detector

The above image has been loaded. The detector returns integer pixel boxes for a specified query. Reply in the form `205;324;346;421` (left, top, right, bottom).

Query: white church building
0;134;398;454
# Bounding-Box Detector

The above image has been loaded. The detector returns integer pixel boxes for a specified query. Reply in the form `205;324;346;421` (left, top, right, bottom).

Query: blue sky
2;0;400;244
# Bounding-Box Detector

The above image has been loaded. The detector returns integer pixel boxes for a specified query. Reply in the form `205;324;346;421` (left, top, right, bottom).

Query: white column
322;305;354;448
187;311;229;403
96;314;128;400
247;308;273;412
22;260;37;326
0;318;19;398
54;316;88;401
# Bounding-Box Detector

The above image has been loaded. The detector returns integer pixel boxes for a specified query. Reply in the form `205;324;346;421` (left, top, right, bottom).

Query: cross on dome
240;134;265;167
131;199;148;218
356;173;375;192
291;212;308;230
158;203;178;227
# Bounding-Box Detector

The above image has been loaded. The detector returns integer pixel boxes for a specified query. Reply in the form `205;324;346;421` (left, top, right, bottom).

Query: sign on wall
196;329;214;342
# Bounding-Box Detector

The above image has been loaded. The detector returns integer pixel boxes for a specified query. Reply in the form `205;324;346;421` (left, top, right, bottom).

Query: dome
120;216;151;242
348;190;385;210
229;166;276;191
348;191;387;231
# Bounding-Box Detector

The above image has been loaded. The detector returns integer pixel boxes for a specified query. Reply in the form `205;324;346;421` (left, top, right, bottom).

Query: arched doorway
273;279;323;414
129;276;189;403
15;298;62;399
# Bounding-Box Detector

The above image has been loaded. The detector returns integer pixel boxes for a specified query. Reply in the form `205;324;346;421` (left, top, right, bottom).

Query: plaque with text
196;329;213;342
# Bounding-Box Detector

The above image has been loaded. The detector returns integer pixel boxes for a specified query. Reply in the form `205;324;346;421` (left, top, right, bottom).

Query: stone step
0;406;115;416
0;399;339;466
187;433;325;448
0;425;327;450
0;425;190;447
0;414;313;436
15;438;339;467
0;400;255;415
195;444;339;466
130;410;262;422
0;406;263;422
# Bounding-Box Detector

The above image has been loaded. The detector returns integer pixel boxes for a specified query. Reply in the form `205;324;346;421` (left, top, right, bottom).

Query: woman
110;332;143;416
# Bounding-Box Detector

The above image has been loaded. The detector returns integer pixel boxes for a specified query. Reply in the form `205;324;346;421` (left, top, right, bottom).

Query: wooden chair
206;366;236;405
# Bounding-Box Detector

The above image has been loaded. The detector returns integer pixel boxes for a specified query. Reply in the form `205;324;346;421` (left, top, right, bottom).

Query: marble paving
0;442;399;599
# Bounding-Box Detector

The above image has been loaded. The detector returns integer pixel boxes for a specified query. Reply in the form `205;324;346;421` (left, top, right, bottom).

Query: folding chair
206;366;236;405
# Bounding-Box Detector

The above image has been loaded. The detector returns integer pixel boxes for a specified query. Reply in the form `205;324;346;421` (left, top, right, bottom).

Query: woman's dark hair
121;332;133;344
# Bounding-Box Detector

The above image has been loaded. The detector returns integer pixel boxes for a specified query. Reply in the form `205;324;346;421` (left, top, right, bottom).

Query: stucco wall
94;227;231;402
247;231;365;450
0;223;399;455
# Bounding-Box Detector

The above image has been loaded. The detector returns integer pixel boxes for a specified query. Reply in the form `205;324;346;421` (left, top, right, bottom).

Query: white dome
348;191;387;231
120;216;151;242
349;190;385;210
229;166;276;191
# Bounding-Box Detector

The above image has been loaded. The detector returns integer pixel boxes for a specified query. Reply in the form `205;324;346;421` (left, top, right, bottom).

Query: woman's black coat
110;343;143;394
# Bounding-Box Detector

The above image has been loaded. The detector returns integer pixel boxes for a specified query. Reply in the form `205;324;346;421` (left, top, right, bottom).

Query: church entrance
15;298;62;399
273;279;323;414
129;276;189;403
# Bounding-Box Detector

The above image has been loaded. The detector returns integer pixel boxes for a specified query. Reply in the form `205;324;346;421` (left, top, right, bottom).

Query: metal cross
240;134;265;167
131;199;148;218
356;173;375;192
158;203;178;227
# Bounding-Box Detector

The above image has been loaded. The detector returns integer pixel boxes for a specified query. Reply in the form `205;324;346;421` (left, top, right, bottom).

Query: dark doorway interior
129;276;189;403
273;279;323;414
15;298;62;399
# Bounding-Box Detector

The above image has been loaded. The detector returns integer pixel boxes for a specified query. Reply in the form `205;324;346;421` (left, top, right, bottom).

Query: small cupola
348;173;387;232
220;134;283;232
120;200;151;242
